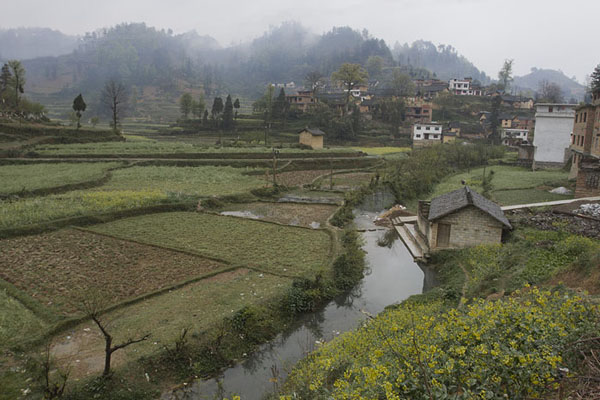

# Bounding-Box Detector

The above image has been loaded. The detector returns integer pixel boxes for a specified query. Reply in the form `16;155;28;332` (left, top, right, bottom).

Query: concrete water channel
163;204;436;400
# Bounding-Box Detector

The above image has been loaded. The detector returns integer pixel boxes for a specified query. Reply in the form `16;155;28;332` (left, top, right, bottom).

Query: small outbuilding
298;127;325;149
416;186;511;250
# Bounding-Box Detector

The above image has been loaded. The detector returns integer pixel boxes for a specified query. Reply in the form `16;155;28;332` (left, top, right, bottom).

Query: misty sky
2;0;597;82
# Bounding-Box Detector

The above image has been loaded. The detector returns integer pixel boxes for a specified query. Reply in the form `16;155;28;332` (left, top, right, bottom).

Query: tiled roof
299;127;325;136
428;186;511;228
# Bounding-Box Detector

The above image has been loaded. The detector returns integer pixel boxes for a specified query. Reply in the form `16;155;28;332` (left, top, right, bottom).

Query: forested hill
0;28;79;60
20;22;494;101
513;68;586;101
392;40;490;84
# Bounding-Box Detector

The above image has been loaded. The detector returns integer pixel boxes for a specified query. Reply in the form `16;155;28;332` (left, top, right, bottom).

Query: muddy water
163;209;435;400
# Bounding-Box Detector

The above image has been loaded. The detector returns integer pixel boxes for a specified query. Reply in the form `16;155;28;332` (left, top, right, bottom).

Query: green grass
351;146;411;155
0;288;47;348
89;212;333;277
102;166;266;196
0;189;175;229
0;162;121;195
32;141;353;156
426;165;571;205
431;227;600;298
71;269;291;359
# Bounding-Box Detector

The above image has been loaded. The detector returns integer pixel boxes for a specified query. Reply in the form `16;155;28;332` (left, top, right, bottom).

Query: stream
163;206;436;400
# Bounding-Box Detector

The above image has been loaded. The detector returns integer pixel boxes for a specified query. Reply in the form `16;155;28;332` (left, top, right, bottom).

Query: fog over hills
2;21;586;102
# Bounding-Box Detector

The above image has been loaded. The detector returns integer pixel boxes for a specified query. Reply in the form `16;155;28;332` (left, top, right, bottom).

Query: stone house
573;89;600;196
286;89;317;113
298;127;324;149
416;186;511;251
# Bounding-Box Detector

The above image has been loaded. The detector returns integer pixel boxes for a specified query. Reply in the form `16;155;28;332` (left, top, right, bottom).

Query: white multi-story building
413;123;443;146
532;103;576;167
501;128;529;146
448;78;483;96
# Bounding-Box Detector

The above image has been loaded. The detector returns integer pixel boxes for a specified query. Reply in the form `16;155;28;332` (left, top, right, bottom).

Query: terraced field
0;162;121;195
0;229;227;315
89;212;333;277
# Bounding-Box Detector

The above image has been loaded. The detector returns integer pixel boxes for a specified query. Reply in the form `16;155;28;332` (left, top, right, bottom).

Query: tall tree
537;80;564;103
202;109;209;125
100;79;128;133
223;94;234;131
0;63;11;93
331;63;368;114
489;95;502;145
192;95;205;120
7;60;25;110
233;98;240;120
72;94;87;129
179;93;193;119
211;96;224;128
591;64;600;94
498;59;514;91
366;56;384;80
390;68;415;97
304;71;323;96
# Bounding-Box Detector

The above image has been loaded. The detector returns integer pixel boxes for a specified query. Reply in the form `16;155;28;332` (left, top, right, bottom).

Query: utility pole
272;148;279;187
329;160;333;189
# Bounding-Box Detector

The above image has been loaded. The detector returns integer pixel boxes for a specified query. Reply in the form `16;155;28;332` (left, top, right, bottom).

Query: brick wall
575;168;600;198
431;206;504;249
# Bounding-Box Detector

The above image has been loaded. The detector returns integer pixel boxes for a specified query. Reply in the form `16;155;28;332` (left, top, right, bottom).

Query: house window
548;106;553;112
584;112;587;123
435;127;440;131
426;126;431;130
416;126;422;130
585;173;600;189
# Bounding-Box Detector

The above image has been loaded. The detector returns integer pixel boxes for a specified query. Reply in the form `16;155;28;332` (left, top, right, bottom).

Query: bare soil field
264;169;329;187
0;229;226;314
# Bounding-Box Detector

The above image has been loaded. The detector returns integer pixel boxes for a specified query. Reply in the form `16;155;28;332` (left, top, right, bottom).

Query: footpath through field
500;196;600;211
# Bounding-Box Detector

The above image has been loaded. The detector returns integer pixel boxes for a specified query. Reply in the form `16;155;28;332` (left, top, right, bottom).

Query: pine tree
233;98;240;120
179;93;193;119
72;94;87;129
591;64;600;93
223;95;234;131
0;63;11;93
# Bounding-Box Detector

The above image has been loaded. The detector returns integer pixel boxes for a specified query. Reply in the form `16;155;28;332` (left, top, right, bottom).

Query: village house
448;78;484;96
442;131;457;143
405;99;433;124
413;122;442;147
286;89;317;113
298;127;324;149
573;89;600;196
447;121;461;137
416;186;511;251
532;103;576;168
501;128;529;146
501;95;535;110
415;79;449;99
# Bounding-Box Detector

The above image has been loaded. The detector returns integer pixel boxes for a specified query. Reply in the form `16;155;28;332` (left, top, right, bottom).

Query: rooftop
428;186;512;228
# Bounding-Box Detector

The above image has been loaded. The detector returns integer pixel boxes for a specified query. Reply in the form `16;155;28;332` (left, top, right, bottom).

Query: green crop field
0;189;174;229
32;140;352;156
0;229;227;315
89;212;333;277
0;162;121;195
0;288;48;348
51;269;291;365
426;165;571;205
102;166;266;196
351;146;410;155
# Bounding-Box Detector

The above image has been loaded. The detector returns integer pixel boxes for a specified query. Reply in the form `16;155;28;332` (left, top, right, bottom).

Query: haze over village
0;1;599;399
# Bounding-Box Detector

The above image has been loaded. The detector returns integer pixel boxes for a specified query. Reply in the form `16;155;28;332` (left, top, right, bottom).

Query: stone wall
432;206;504;249
575;167;600;198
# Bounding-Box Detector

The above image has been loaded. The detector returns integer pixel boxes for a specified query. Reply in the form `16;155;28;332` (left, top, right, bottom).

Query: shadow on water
164;200;436;400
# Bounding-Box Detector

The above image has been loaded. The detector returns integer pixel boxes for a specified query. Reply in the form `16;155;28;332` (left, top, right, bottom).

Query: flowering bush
281;287;599;399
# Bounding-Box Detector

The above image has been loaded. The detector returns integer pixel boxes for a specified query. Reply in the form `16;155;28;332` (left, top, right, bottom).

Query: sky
1;0;598;82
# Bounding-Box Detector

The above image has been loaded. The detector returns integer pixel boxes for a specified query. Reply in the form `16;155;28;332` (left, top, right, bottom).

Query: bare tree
78;294;150;376
498;59;514;91
537;80;564;103
100;80;128;133
38;344;70;399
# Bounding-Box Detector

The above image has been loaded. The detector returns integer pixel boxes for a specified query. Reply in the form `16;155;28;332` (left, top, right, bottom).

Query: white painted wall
533;104;575;164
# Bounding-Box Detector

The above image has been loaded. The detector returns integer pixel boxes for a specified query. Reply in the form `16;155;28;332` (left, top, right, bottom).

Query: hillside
513;67;586;101
392;40;490;84
0;28;78;61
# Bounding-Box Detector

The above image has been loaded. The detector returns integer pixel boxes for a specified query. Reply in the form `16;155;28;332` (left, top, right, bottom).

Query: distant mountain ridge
513;68;586;101
0;27;79;61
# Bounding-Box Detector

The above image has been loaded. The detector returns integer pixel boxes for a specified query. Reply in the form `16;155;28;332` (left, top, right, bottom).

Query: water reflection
163;211;434;400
